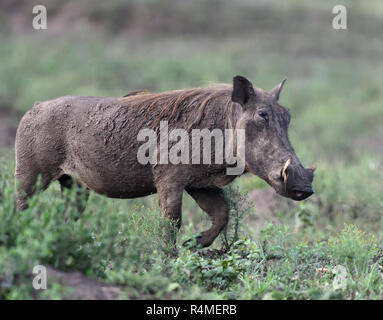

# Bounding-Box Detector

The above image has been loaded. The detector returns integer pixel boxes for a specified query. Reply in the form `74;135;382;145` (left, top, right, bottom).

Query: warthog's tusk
282;158;291;183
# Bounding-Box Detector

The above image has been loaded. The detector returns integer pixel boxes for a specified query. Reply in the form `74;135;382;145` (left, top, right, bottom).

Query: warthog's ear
270;79;287;102
232;75;255;107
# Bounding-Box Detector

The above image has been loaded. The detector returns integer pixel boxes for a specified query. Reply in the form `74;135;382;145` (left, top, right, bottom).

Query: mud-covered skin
16;96;232;197
15;76;314;248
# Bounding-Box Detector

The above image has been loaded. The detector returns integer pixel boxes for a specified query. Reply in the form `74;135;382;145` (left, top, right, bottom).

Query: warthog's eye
258;110;269;121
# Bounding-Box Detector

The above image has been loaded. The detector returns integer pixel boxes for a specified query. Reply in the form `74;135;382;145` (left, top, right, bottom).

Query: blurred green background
0;0;382;299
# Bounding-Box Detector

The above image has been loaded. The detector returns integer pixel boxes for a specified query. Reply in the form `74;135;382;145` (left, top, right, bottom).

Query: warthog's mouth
290;187;314;201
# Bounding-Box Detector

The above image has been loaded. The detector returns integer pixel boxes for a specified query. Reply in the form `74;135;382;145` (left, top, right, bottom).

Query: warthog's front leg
186;188;229;247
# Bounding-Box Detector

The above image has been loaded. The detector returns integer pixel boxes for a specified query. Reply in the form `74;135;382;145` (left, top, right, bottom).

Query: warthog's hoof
182;234;204;249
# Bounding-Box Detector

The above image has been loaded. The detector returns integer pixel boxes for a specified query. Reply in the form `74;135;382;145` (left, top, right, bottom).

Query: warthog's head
232;75;315;201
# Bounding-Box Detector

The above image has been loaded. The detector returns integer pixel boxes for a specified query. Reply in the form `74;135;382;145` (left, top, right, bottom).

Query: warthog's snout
281;159;315;201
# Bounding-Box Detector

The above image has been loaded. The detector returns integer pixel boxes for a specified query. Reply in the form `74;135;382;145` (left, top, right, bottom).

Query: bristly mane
120;84;237;131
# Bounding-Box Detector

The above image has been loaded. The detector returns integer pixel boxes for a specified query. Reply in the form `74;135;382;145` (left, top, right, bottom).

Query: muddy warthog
15;75;314;247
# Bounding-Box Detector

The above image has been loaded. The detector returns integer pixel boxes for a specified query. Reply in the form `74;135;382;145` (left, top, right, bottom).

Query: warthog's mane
121;84;237;131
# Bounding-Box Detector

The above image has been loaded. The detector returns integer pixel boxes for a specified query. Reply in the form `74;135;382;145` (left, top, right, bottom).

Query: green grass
0;156;382;300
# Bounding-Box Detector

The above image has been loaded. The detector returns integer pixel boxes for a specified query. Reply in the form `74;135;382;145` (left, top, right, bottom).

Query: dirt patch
44;266;123;300
247;188;298;225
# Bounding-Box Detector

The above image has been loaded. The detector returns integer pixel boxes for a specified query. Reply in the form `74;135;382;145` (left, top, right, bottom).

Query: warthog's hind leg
15;169;54;211
15;171;38;211
185;188;229;248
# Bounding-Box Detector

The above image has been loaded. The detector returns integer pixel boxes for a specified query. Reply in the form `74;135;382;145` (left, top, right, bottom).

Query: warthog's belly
62;161;157;199
60;138;157;199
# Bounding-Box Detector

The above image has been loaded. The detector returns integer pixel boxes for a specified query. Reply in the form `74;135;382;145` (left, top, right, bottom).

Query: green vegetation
1;0;383;299
0;159;382;299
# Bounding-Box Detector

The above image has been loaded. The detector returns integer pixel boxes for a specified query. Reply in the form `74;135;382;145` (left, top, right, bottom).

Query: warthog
15;75;314;247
